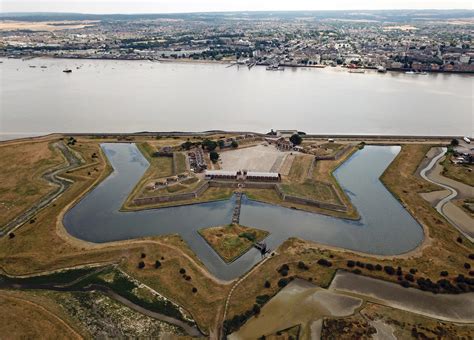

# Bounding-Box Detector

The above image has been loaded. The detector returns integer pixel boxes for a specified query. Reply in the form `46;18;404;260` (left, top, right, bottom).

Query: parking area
219;144;291;172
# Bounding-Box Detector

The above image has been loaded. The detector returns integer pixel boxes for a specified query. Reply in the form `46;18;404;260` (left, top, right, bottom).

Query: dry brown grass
0;139;64;226
0;290;85;339
226;144;474;323
441;155;474;186
198;225;269;263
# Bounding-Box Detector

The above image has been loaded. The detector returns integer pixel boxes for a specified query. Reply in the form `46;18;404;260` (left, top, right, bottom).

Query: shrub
317;259;332;267
138;261;145;269
185;275;191;281
457;237;463;243
347;260;355;268
396;267;403;276
192;287;197;293
155;260;162;269
297;261;309;270
356;261;365;268
464;263;471;270
352;269;362;275
440;271;449;277
384;266;395;275
278;278;289;288
409;268;417;274
8;233;15;239
264;280;271;288
375;264;382;271
179;268;186;274
252;304;261;315
256;295;270;305
405;273;415;282
366;263;374;271
400;281;410;288
141;253;146;258
277;264;290;275
280;269;288;277
469;254;474;260
469;271;474;277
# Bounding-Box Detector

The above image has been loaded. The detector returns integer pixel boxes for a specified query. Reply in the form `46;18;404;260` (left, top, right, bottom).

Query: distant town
1;10;473;72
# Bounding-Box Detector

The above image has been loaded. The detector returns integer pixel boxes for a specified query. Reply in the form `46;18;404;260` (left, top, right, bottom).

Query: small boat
63;69;72;73
29;65;36;68
266;64;284;71
405;71;416;74
40;66;47;68
377;66;387;73
348;69;365;73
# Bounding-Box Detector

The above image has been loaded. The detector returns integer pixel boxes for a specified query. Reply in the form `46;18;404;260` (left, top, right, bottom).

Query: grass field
0;139;64;226
280;180;342;205
441;155;474;186
174;152;187;174
286;154;314;182
0;290;84;339
198;225;269;263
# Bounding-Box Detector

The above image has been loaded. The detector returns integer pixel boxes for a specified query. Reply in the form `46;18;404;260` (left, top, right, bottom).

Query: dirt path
1;141;82;236
419;147;473;241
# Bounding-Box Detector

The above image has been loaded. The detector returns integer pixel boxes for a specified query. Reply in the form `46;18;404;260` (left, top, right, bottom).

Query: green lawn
280;180;341;204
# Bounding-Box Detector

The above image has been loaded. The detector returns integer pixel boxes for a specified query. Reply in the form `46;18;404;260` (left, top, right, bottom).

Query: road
0;142;82;237
419;147;473;242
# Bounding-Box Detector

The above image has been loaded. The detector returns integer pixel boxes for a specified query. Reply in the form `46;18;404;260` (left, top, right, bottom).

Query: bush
179;268;186;274
155;260;161;269
210;151;220;163
400;281;410;288
352;269;362;275
192;287;197;293
440;271;448;277
138;261;145;269
457;237;463;243
185;275;191;281
297;261;309;270
469;271;474;277
278;278;289;288
8;233;15;239
384;266;395;275
396;267;403;276
375;264;382;271
365;263;374;271
409;268;417;274
256;295;270;305
141;253;146;258
290;134;302;145
277;264;289;274
347;260;355;268
469;254;474;260
317;259;332;267
264;280;271;288
464;263;471;269
252;304;261;315
356;261;365;268
405;273;415;282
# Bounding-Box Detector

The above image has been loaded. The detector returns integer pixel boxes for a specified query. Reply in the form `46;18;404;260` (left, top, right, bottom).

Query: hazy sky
2;0;472;14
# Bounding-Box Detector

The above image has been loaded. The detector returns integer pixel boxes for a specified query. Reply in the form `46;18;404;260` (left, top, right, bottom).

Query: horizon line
2;8;473;16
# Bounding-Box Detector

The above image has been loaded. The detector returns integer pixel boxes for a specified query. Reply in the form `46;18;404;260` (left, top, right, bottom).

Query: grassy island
198;225;269;263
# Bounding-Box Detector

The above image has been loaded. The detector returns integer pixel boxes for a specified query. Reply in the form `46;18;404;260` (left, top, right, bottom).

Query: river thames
1;57;472;139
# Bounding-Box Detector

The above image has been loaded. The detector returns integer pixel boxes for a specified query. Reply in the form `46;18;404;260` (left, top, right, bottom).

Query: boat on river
63;69;72;73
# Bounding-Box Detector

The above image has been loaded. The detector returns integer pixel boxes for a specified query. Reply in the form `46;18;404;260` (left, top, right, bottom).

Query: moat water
63;143;423;280
1;57;473;139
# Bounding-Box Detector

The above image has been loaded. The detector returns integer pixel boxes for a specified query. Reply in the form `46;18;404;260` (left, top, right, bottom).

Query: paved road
0;142;82;237
419;147;473;242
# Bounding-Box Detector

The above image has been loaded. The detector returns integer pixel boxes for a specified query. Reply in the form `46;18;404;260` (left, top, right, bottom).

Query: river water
63;143;423;280
1;57;472;139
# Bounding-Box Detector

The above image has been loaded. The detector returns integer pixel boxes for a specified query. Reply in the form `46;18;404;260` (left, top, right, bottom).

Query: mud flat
330;271;474;323
228;279;362;339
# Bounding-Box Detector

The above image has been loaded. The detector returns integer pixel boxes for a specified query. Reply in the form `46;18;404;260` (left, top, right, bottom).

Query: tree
202;139;217;151
210;151;219;163
231;140;238;148
218;139;225;149
290;134;302;146
450;139;459;147
181;141;194;150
